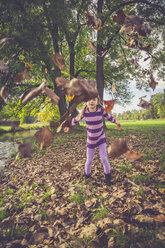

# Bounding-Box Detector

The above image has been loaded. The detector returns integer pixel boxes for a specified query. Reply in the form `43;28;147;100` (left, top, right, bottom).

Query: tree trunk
96;0;104;102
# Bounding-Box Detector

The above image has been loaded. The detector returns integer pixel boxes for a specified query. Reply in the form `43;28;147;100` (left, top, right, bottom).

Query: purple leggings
85;143;110;175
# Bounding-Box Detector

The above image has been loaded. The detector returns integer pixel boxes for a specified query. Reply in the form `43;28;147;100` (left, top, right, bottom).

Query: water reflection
0;130;37;168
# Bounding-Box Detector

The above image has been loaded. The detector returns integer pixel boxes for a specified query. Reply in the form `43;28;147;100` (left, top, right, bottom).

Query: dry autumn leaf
35;127;54;150
114;9;151;37
88;41;96;52
149;74;158;91
43;86;59;105
0;84;10;102
138;96;153;110
18;142;32;158
14;68;32;83
0;60;9;74
50;121;60;128
84;10;102;30
52;53;66;71
21;79;47;105
124;150;143;161
108;138;129;159
104;100;116;113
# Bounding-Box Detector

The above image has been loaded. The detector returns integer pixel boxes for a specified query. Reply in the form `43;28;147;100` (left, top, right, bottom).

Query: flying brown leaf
43;87;59;105
56;116;72;133
56;77;98;101
52;53;66;71
0;60;9;74
14;68;32;83
84;11;102;30
131;57;139;68
149;74;158;91
108;138;129;159
124;150;143;161
18;142;32;158
139;44;151;52
138;96;153;110
112;82;116;93
114;9;151;37
35;127;54;150
104;100;116;113
0;37;13;46
88;41;96;52
21;79;47;105
0;84;9;102
113;9;126;25
56;77;98;120
50;121;60;128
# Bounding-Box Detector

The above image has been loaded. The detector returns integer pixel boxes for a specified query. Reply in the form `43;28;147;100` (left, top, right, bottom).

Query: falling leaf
18;142;32;158
88;41;96;52
0;60;9;74
13;68;32;83
0;37;13;45
0;84;10;102
56;116;72;133
114;10;151;37
138;96;153;110
144;56;150;62
43;86;59;105
52;53;66;71
117;58;122;63
21;79;47;105
113;9;126;25
84;10;102;30
149;74;158;91
66;95;75;102
56;77;98;119
112;82;116;93
45;68;48;73
108;138;129;159
35;127;54;150
104;100;116;113
50;121;60;128
124;150;143;161
131;56;139;68
139;44;151;52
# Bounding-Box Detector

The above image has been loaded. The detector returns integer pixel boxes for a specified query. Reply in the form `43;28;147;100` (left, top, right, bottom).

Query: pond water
0;130;37;169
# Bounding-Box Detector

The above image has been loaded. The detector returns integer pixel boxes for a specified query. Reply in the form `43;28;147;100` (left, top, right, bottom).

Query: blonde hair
77;96;104;121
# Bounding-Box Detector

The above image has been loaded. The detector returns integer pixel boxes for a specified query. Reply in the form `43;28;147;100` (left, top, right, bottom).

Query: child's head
86;97;99;109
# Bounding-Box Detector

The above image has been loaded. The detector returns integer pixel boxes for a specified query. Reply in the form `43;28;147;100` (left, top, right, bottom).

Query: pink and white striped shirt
71;107;116;148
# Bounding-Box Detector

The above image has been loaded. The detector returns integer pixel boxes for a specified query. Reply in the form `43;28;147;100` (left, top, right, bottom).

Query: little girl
64;97;121;186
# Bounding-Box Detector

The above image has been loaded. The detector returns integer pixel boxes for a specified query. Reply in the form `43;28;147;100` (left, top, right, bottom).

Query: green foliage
0;209;8;221
131;173;152;184
92;205;109;221
118;162;133;173
69;193;85;205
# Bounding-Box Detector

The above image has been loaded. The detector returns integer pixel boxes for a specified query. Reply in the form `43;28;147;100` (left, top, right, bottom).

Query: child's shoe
84;172;90;179
105;173;112;186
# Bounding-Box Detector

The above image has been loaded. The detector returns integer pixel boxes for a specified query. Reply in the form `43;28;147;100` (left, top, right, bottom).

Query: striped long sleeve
71;107;116;149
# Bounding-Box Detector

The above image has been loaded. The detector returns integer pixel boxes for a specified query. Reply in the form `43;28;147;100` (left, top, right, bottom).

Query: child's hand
64;127;70;133
116;122;122;131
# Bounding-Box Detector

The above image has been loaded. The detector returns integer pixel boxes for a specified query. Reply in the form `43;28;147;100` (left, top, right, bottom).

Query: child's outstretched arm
102;109;122;130
115;121;122;131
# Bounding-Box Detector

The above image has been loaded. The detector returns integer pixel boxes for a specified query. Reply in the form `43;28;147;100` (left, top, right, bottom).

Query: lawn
0;119;165;248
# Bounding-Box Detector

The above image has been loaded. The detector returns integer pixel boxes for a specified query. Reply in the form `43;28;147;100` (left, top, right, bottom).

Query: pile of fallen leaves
0;126;165;248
